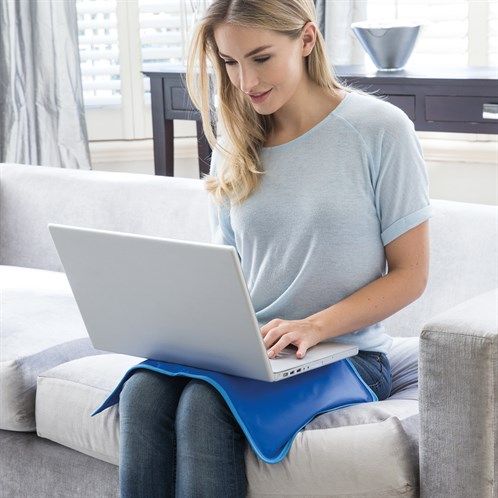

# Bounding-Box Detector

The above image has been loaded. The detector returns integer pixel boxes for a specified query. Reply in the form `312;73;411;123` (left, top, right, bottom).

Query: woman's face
213;22;316;115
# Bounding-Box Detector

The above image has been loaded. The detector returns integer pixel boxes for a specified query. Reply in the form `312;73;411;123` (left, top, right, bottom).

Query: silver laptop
48;223;358;382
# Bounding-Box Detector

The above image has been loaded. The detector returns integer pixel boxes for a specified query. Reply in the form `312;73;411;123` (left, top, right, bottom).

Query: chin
254;100;280;116
254;108;275;116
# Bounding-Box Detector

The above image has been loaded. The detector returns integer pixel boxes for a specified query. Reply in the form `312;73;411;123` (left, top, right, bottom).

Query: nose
238;65;259;94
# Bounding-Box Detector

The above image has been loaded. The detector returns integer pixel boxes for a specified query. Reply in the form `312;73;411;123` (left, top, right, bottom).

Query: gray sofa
0;162;496;498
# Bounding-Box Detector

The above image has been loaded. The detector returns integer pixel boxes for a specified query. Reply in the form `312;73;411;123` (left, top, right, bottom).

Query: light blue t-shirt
208;90;433;354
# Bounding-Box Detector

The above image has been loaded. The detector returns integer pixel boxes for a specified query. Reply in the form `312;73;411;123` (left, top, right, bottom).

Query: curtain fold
0;0;91;169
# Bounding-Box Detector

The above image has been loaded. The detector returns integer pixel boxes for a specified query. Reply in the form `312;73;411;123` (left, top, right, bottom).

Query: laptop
48;223;359;382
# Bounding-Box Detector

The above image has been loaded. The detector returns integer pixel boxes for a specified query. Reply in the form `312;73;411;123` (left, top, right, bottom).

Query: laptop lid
49;223;277;381
48;224;357;382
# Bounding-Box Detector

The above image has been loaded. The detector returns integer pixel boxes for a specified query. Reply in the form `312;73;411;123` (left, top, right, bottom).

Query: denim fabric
119;371;248;498
348;350;393;401
118;352;390;497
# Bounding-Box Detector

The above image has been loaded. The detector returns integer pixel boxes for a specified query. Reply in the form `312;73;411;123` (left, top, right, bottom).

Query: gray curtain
0;0;91;169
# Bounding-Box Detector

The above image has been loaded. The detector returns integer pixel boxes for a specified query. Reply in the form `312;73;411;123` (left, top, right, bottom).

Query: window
77;0;497;141
489;1;498;67
366;0;469;67
78;0;121;106
77;0;205;141
140;0;185;105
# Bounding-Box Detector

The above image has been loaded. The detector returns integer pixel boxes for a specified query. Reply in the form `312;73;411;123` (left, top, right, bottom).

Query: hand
260;317;322;359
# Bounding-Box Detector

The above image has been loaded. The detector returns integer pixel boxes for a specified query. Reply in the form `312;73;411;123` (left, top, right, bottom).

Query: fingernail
268;350;274;358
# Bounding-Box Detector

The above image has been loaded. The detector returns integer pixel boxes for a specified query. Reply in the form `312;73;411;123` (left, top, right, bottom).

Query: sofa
0;162;496;498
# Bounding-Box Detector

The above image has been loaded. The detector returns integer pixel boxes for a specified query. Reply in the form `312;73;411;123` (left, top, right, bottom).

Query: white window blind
139;0;183;105
77;0;121;107
138;1;209;105
489;1;498;68
366;0;469;67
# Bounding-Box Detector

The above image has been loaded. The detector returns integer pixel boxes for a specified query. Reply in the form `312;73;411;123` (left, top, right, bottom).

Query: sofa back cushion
382;198;497;337
0;164;212;272
1;163;497;338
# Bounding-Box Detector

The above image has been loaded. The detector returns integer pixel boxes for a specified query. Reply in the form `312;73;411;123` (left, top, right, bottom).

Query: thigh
175;380;248;497
119;371;191;498
175;379;247;455
349;351;392;401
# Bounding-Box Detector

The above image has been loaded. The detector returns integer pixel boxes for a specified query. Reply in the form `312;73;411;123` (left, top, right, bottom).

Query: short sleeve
207;144;238;251
373;112;433;246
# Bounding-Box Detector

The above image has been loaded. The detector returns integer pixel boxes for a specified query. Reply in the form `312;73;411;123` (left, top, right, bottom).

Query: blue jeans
118;351;392;498
349;350;393;401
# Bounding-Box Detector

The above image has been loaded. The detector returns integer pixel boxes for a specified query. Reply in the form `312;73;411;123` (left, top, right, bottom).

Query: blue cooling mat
91;357;377;464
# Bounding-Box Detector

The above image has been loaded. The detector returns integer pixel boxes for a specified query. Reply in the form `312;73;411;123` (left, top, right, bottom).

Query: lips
249;89;272;103
250;90;270;97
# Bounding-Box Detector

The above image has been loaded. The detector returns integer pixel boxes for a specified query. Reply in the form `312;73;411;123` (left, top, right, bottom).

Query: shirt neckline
261;90;354;152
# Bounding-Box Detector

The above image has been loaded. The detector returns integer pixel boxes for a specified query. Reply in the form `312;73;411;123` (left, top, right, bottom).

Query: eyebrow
218;45;273;59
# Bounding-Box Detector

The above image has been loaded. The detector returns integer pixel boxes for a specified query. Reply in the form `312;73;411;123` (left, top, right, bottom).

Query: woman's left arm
310;219;430;341
262;220;430;358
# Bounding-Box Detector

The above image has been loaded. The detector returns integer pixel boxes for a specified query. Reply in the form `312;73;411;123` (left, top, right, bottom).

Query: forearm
308;270;425;342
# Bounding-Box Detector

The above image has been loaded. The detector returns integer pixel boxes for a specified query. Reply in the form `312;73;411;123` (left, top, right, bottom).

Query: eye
223;56;271;66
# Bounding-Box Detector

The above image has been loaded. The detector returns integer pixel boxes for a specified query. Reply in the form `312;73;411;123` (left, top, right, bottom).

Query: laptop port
290;370;295;374
297;368;302;372
283;372;288;377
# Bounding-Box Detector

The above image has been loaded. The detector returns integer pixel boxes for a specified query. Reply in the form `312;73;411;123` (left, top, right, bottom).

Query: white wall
427;160;497;205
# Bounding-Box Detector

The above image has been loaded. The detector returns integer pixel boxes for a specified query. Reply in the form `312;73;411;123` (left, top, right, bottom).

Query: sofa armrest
419;287;497;498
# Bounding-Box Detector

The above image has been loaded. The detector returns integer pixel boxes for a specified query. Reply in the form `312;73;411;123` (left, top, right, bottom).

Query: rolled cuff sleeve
381;204;433;246
373;110;432;247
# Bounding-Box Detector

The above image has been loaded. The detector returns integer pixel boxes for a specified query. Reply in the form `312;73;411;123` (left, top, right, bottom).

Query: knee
119;370;175;421
119;371;153;414
175;380;231;429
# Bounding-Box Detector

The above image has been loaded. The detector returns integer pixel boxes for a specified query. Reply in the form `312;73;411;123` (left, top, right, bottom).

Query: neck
268;81;345;143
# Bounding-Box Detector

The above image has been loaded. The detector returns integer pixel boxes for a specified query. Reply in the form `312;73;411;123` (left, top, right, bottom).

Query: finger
263;324;287;348
260;318;282;336
267;333;296;358
296;344;308;359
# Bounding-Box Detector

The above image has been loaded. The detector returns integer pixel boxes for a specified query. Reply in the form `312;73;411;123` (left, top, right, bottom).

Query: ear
301;21;318;57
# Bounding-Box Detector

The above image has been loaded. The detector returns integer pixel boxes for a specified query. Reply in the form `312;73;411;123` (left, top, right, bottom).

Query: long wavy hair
185;0;376;207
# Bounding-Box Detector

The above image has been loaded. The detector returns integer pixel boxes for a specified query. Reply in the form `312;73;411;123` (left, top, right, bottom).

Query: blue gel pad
91;357;377;464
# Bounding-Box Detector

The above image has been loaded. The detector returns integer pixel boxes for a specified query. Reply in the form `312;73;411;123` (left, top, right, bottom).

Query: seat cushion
36;336;420;497
0;265;106;431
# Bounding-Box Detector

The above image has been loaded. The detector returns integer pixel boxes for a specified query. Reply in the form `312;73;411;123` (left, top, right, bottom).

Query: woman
119;1;431;496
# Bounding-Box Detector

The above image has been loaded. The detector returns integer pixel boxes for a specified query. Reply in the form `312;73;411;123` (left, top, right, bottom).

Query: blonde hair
185;0;377;207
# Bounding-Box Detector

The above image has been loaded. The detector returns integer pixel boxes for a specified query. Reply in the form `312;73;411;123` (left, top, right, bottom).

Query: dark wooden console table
142;64;498;178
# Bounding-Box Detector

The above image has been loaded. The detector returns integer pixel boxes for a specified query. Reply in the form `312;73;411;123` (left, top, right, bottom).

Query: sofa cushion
35;336;420;496
305;336;419;431
0;265;105;431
